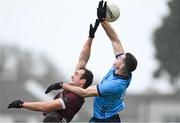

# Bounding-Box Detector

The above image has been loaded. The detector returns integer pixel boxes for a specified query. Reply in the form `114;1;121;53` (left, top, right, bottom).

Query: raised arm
75;37;93;70
75;19;99;70
101;20;124;56
97;0;124;56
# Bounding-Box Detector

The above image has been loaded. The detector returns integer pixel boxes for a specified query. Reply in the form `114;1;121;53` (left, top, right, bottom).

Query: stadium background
1;0;180;122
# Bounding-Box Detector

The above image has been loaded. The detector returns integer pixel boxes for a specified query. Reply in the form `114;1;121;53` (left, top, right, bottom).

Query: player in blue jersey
45;0;137;122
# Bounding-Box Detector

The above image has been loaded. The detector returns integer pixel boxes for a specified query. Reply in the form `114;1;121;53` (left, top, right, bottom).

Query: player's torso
93;67;131;119
46;91;84;122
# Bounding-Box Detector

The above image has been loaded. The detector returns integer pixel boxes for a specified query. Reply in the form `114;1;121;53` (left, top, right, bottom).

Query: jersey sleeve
97;80;124;97
62;93;82;109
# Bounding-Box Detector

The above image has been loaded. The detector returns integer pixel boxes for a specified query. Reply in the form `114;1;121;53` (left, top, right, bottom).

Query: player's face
113;54;126;69
70;69;85;86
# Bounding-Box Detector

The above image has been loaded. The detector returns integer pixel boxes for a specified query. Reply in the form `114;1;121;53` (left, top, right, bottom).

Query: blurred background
0;0;180;122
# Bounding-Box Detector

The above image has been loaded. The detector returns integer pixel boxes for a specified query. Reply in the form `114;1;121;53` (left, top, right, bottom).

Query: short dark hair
125;53;138;72
80;68;94;89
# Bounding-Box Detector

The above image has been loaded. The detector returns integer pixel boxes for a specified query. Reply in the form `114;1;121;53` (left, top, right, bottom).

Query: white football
106;4;120;22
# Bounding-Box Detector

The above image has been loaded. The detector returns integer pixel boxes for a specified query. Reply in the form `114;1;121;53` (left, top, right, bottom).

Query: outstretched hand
97;0;107;22
45;82;63;94
89;19;100;38
7;100;24;109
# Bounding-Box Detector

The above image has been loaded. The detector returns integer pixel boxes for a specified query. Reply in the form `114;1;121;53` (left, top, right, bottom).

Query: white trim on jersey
59;98;66;109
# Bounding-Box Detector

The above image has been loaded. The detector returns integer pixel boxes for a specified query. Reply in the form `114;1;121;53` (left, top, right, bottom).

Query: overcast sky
1;0;172;94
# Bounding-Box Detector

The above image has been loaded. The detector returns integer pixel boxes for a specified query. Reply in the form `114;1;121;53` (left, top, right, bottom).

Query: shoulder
63;92;84;101
62;92;84;109
107;67;116;75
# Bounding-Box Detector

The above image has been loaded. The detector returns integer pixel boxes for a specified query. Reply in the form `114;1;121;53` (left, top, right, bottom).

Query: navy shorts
89;114;121;123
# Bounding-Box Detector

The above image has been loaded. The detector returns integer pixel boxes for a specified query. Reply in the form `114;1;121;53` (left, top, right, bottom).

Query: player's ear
80;79;86;85
120;63;126;69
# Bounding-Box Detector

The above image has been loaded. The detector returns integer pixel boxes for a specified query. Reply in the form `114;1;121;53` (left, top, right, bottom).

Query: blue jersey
93;67;132;119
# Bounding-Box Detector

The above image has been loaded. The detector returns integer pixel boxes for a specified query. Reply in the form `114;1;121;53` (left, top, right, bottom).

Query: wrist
100;18;106;22
101;19;108;23
61;82;67;89
89;36;94;39
88;37;93;39
20;101;24;108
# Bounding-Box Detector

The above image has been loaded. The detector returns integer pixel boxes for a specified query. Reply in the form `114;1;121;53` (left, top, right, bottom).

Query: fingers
7;101;14;109
89;19;100;38
90;24;93;30
45;87;51;94
89;24;94;38
7;100;23;109
97;0;107;22
104;1;107;9
98;0;103;8
94;19;100;28
92;21;99;33
45;90;48;94
98;0;106;10
45;84;54;94
45;82;62;94
7;104;12;109
45;90;50;94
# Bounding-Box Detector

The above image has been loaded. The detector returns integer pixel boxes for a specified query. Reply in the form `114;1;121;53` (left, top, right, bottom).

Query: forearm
22;99;62;112
79;38;93;62
62;83;87;97
22;102;49;112
101;20;119;41
62;83;98;97
76;38;93;70
101;20;124;55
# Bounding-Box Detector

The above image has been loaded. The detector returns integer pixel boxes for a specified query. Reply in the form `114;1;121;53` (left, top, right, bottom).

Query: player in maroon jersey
42;90;85;122
7;19;99;122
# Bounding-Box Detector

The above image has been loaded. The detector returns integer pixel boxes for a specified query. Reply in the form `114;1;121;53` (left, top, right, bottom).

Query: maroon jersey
43;91;84;122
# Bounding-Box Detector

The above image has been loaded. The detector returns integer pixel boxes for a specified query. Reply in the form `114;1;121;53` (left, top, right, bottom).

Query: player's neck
115;69;128;76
